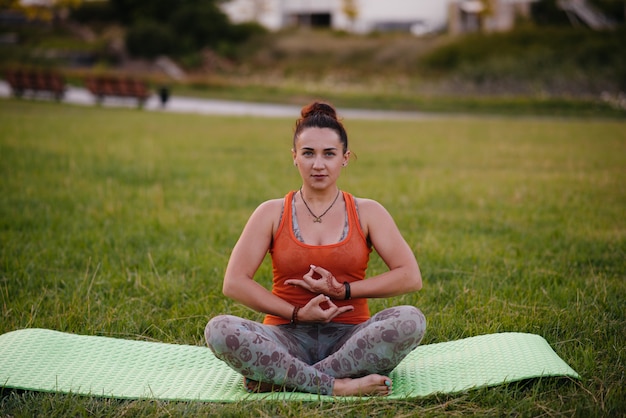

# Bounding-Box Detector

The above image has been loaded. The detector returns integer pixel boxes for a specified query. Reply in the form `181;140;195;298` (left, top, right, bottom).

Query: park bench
85;76;151;108
5;69;66;101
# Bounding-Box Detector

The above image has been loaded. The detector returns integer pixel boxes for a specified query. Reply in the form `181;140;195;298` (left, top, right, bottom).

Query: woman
205;101;426;397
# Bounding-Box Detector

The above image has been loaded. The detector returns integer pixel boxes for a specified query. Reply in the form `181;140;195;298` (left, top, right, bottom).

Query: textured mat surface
0;329;579;401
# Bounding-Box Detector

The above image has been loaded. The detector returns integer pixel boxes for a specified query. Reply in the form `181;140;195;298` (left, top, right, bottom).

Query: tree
125;19;176;58
169;1;231;52
117;0;265;60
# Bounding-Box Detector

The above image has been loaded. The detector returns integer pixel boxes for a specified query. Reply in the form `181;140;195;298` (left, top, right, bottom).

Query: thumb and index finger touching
303;294;354;323
285;264;331;288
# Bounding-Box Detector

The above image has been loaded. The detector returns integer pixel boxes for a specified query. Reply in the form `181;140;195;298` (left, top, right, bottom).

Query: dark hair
293;101;348;153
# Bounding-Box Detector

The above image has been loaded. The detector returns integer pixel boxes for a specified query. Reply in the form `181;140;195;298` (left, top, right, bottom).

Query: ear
291;148;297;166
343;150;351;166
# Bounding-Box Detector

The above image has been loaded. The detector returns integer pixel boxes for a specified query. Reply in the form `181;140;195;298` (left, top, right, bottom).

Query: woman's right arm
222;199;294;320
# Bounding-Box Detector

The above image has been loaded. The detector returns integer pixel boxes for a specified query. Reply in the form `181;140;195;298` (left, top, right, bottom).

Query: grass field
0;99;624;417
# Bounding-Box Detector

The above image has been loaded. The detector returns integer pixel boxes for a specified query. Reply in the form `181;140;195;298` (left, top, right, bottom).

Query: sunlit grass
0;99;624;416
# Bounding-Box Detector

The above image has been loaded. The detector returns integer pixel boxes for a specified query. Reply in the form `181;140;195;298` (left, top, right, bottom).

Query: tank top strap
343;191;368;244
274;190;296;241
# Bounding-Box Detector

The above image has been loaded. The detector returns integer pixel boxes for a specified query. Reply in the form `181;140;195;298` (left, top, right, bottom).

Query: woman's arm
350;198;422;298
222;199;294;320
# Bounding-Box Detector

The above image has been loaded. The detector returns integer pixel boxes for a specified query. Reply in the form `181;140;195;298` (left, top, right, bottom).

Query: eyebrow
301;147;338;151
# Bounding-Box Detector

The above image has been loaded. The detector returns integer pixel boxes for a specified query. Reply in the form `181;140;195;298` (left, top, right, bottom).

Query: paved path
0;80;435;120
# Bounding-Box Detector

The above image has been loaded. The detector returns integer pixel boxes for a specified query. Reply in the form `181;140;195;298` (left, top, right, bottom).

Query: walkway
0;80;434;120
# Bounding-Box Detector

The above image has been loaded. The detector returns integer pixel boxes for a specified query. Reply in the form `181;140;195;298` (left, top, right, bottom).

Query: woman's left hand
285;265;346;299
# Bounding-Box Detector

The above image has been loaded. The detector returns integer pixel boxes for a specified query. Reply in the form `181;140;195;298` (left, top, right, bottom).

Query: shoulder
353;197;396;233
353;197;390;217
251;198;284;219
235;197;286;243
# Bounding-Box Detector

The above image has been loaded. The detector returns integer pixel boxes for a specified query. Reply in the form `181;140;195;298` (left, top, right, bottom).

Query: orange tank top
263;191;372;325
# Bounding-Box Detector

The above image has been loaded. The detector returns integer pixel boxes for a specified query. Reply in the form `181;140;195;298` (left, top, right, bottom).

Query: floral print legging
205;305;426;395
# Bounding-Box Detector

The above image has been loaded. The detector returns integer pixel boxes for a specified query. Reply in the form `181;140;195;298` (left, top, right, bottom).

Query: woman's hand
298;294;353;324
286;265;346;299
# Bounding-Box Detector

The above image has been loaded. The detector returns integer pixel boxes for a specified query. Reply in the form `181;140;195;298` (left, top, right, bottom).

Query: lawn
0;99;624;416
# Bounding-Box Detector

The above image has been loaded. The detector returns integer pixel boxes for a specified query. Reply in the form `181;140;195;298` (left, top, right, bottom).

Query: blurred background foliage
0;0;625;107
74;0;266;59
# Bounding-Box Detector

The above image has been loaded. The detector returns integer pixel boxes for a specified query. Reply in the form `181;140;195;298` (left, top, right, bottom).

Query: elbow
411;276;422;292
409;266;423;292
222;280;237;300
222;272;255;302
392;264;422;294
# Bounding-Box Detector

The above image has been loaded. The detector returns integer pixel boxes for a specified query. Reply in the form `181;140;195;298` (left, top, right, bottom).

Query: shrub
125;19;176;59
70;0;117;24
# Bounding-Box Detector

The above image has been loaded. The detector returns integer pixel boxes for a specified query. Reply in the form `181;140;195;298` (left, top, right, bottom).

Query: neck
300;186;339;202
298;187;341;223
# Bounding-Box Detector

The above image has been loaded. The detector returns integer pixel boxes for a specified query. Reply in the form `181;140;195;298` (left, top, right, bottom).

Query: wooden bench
85;76;151;108
5;69;66;101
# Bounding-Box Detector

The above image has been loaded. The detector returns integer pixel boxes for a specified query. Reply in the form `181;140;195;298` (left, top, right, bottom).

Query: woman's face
292;127;350;191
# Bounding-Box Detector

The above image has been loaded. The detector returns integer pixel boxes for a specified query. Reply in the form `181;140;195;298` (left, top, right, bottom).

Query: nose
312;156;324;169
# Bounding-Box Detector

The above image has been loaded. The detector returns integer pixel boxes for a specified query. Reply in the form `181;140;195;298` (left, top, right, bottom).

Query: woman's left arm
350;199;422;298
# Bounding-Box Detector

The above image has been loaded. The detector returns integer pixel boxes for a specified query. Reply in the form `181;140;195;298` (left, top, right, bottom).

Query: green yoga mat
0;328;578;401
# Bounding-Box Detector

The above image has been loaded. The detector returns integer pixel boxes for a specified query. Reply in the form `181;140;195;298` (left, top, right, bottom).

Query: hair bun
301;101;338;121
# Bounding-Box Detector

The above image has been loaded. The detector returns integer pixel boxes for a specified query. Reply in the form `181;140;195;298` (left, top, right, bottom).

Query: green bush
70;0;117;24
228;22;268;43
118;0;266;60
125;19;176;58
421;27;626;90
168;2;231;53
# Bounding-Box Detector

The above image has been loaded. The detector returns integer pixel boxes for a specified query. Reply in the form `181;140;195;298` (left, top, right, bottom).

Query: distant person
205;101;426;396
158;86;170;108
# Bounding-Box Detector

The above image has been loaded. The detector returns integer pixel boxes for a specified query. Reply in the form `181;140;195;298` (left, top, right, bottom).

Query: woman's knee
374;305;427;338
205;314;239;351
400;305;426;324
400;305;426;335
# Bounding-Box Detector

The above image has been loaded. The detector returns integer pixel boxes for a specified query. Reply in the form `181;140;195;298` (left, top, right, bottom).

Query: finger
326;305;354;321
302;266;316;280
324;296;337;308
336;305;355;315
323;298;352;311
288;271;319;290
309;264;330;277
284;279;306;287
310;293;329;305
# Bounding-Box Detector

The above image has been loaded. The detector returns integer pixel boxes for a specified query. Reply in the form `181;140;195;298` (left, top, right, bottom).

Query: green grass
1;99;625;417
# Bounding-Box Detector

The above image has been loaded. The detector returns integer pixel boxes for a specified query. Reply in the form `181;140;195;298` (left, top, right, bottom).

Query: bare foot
332;375;392;396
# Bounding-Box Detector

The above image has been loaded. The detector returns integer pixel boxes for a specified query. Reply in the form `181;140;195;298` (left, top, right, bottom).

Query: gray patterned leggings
205;305;426;395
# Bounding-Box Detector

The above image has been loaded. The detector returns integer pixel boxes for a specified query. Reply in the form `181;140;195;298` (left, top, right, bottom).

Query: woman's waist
264;290;370;326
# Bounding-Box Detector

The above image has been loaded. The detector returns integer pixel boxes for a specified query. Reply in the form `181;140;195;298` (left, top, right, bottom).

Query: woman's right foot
332;375;392;396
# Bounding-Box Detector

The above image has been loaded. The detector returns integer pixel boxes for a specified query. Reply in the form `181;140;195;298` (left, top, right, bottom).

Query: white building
448;0;537;35
220;0;451;35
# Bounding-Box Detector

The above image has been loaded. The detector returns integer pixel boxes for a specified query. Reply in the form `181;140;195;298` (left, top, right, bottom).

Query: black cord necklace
299;187;341;223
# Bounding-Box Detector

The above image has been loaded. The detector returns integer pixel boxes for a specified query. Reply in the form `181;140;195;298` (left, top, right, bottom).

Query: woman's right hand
299;294;354;324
